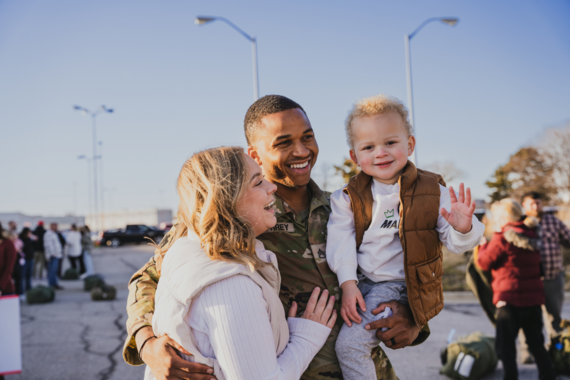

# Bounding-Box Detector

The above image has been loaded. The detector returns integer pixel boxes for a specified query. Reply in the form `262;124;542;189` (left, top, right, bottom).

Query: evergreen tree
486;147;557;203
334;158;360;184
486;166;512;202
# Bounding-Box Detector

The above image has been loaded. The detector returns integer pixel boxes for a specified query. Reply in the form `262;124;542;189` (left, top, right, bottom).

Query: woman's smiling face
237;154;278;237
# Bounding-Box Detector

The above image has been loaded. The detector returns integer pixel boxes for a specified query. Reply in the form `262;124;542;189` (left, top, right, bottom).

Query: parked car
159;222;173;232
100;224;165;247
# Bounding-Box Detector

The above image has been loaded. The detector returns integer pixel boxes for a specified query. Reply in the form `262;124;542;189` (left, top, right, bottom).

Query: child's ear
247;146;262;166
349;150;359;166
407;135;416;157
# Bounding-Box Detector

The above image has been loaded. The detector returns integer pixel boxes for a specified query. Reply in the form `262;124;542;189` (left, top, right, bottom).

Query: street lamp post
73;105;114;231
98;141;106;231
195;16;259;100
105;188;117;211
77;155;93;220
405;17;458;166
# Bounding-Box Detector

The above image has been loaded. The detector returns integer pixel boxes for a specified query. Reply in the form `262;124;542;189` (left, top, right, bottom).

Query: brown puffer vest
343;161;445;327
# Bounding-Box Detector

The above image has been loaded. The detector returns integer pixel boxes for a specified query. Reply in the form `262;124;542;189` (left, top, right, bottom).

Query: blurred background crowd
0;221;94;295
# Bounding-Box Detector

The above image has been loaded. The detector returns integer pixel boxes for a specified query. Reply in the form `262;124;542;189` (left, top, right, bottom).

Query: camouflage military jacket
123;180;419;379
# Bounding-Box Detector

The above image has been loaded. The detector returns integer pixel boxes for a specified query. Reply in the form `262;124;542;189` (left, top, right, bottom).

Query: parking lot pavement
388;302;570;380
10;244;570;380
11;245;153;380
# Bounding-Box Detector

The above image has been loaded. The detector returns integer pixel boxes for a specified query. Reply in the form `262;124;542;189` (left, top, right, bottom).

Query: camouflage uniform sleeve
122;222;179;365
411;323;430;346
122;256;160;366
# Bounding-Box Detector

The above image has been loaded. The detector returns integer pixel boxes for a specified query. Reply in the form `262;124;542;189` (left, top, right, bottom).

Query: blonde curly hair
345;94;413;149
491;198;539;229
154;146;267;274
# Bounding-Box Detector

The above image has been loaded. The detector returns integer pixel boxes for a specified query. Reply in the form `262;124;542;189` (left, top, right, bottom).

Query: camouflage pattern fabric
122;180;408;379
260;180;397;380
123;256;160;365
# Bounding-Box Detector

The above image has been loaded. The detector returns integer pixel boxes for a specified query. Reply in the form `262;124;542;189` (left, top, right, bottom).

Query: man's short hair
244;95;306;145
345;94;413;149
522;191;543;202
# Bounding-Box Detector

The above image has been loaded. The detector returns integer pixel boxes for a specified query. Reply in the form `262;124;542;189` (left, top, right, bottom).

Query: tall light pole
405;17;458;166
195;16;259;100
98;141;105;231
105;187;117;211
77;155;93;221
73;105;114;231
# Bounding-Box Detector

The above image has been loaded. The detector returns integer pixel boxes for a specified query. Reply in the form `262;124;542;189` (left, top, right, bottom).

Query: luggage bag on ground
84;274;105;291
91;285;117;301
549;319;570;376
26;285;56;304
440;332;498;380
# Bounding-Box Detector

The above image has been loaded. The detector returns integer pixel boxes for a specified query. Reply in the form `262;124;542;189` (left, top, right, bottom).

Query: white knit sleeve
326;188;359;286
196;275;331;380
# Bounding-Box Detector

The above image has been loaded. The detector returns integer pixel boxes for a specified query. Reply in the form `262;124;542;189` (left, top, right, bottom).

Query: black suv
100;224;165;247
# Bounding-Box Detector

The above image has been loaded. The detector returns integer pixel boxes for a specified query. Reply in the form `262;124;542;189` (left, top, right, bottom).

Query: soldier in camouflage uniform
123;95;428;380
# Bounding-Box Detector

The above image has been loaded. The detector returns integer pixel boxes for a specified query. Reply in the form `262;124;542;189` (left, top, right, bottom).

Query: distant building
0;212;84;232
0;208;174;233
86;208;173;231
474;199;488;221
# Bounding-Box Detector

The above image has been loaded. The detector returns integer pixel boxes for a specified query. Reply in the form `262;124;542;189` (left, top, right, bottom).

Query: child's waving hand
340;281;366;327
441;183;476;234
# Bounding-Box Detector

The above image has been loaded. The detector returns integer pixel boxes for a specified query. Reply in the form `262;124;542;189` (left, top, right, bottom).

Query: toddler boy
326;94;485;379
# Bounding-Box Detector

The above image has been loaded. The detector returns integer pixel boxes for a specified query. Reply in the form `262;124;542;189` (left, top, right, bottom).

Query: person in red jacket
0;222;18;296
478;198;555;380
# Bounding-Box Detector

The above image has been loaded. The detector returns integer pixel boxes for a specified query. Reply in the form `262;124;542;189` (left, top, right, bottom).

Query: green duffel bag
440;332;498;380
549;319;570;376
62;268;79;280
91;285;117;301
84;274;105;291
26;285;56;304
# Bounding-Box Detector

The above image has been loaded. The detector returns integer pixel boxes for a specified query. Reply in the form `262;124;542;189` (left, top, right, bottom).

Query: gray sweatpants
336;278;408;380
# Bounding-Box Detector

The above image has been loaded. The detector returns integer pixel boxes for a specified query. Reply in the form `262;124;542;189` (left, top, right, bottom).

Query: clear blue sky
1;0;569;217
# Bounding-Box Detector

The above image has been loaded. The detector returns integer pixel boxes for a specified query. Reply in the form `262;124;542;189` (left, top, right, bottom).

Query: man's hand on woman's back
136;326;215;380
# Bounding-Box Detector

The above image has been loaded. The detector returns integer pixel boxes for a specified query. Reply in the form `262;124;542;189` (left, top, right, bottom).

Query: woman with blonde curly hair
144;146;336;380
478;198;555;380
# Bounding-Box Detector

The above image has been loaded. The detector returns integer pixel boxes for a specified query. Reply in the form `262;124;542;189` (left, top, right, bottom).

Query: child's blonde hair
154;146;267;274
491;198;539;228
491;198;523;222
345;94;413;149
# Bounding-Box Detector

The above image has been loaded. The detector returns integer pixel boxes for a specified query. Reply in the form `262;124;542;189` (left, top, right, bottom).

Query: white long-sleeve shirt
65;230;82;257
43;230;62;259
327;180;485;286
184;275;331;380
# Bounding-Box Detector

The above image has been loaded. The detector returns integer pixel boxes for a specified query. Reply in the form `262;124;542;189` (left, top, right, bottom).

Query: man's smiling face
248;108;318;188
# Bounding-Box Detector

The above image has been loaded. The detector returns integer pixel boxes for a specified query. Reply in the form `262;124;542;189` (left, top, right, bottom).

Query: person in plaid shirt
519;191;570;363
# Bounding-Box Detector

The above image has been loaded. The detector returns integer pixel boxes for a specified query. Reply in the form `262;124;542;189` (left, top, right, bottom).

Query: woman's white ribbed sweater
185;275;330;379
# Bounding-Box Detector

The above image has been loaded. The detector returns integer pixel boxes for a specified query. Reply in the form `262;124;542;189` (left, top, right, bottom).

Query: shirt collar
371;178;400;196
272;179;329;218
